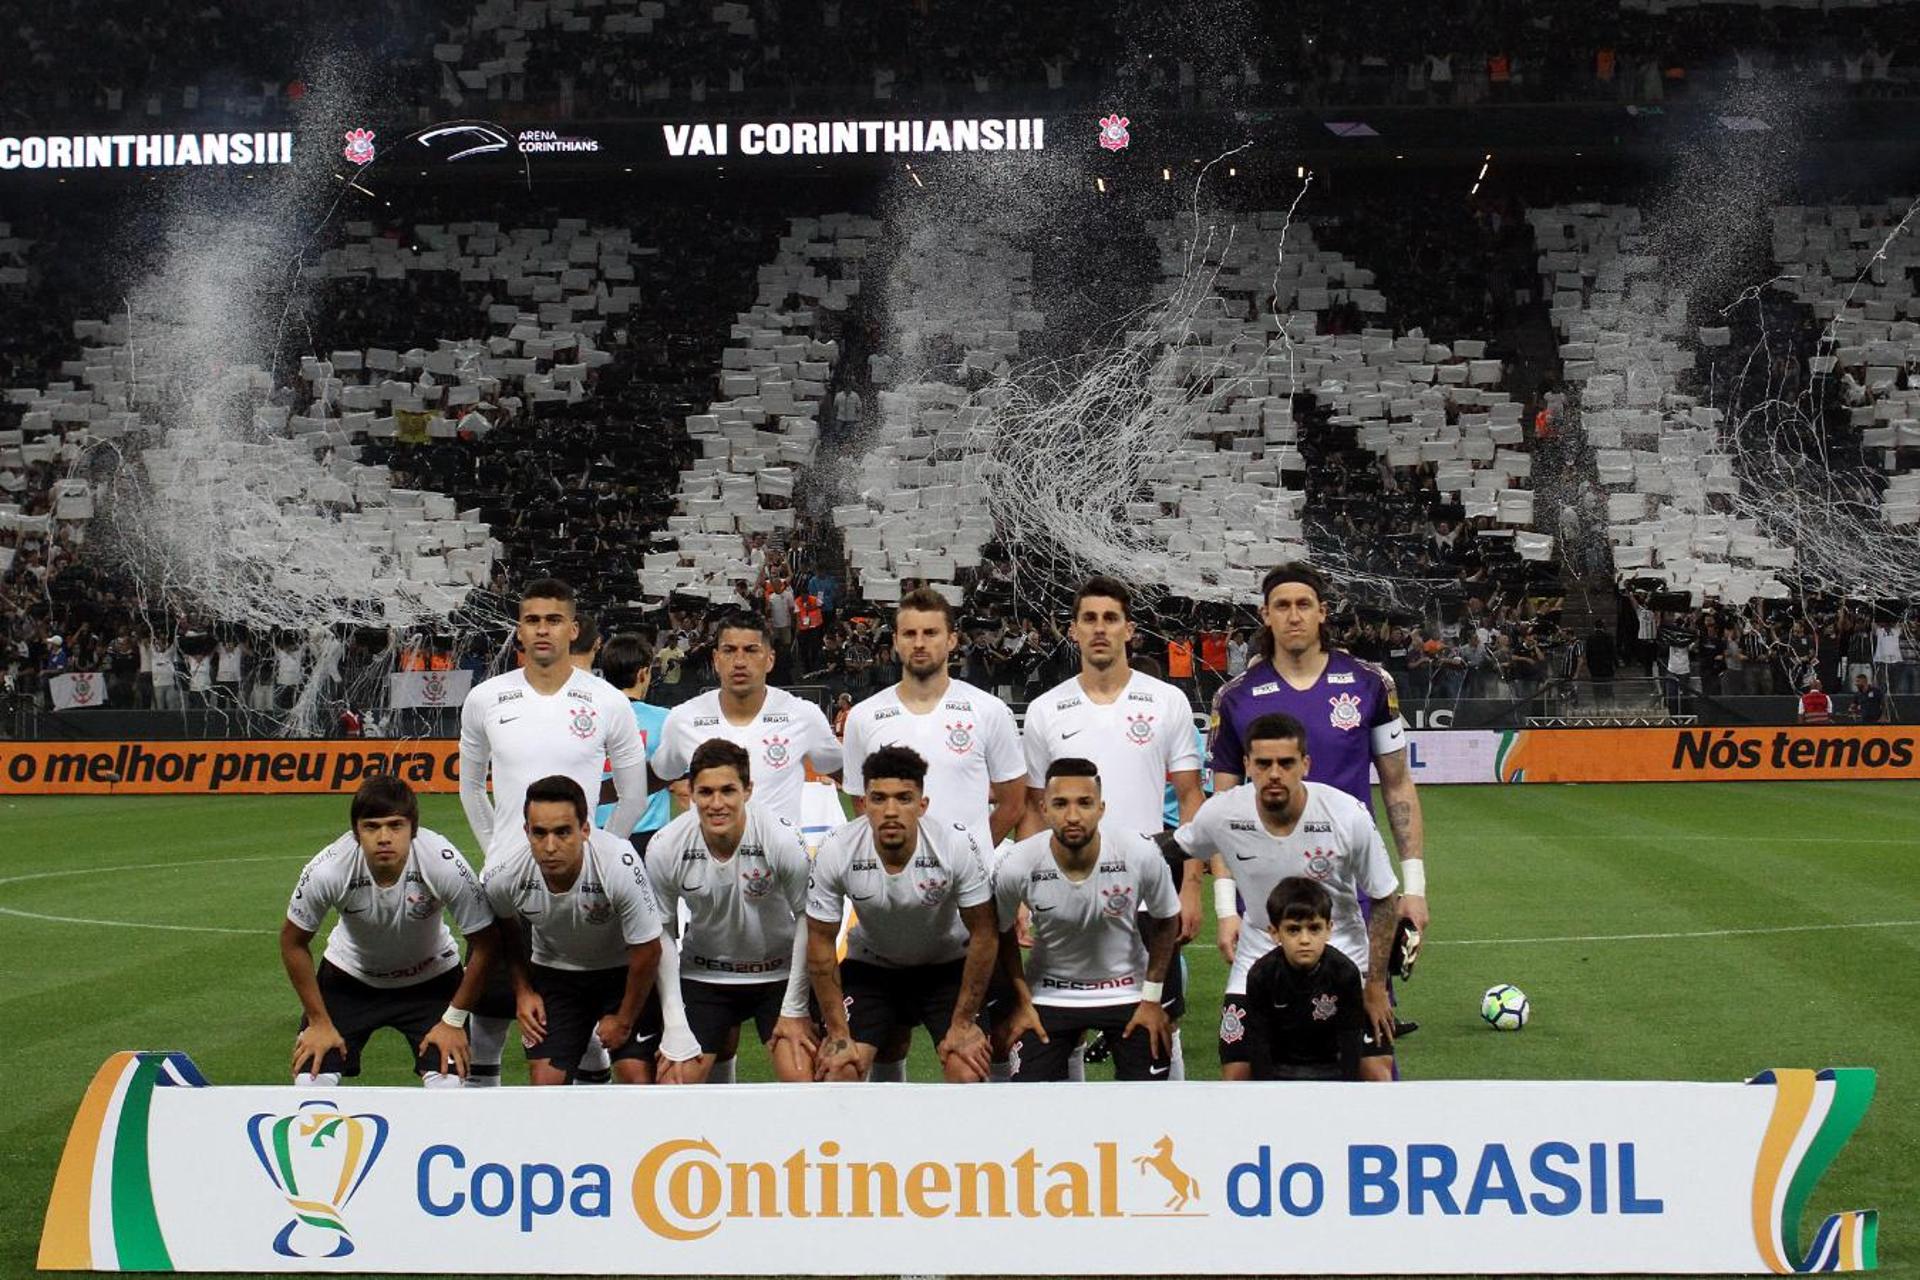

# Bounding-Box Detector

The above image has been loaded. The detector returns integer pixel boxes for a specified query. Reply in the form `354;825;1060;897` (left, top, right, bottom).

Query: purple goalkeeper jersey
1206;650;1408;810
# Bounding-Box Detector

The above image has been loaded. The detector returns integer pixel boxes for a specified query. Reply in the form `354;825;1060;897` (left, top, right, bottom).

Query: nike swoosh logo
1234;853;1257;861
499;715;520;724
1148;1065;1169;1076
1060;729;1082;739
849;892;874;901
339;907;365;915
1033;904;1055;913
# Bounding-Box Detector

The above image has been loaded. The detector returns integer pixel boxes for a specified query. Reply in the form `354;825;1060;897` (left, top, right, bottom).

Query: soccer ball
1480;984;1530;1031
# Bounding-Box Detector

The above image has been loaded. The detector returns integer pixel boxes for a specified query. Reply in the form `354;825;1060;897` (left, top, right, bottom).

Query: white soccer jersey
806;817;991;968
285;826;493;988
645;802;810;985
840;679;1025;846
481;829;665;972
1022;671;1202;837
460;667;645;858
993;825;1180;1008
1175;781;1398;993
653;686;843;827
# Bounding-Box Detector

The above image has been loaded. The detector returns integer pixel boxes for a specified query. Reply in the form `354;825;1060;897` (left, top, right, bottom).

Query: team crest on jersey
580;889;612;925
915;875;949;906
944;721;974;754
1328;692;1363;732
1305;849;1335;881
740;866;775;899
1099;883;1134;917
1125;713;1156;745
404;890;438;921
1311;993;1339;1021
567;706;598;739
763;735;792;768
1220;1002;1247;1045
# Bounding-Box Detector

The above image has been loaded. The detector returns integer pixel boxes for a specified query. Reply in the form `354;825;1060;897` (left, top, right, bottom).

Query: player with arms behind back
805;746;999;1083
281;776;498;1088
993;758;1182;1081
651;612;844;828
643;739;818;1084
1176;713;1401;1081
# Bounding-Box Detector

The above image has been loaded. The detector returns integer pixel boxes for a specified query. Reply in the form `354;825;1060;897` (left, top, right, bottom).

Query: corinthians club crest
1125;712;1156;745
944;721;974;754
763;734;792;769
247;1101;388;1259
1097;113;1131;151
1328;691;1363;732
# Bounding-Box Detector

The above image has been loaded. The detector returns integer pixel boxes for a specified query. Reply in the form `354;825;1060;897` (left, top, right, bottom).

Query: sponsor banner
47;671;108;711
387;669;473;709
41;1053;1877;1275
1370;730;1501;786
0;741;458;795
1494;727;1920;784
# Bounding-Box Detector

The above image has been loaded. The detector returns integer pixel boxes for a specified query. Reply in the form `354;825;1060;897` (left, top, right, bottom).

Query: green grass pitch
1;781;1914;1279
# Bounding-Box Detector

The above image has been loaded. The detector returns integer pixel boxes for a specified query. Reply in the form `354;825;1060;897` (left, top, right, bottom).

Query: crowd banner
46;672;108;711
387;670;474;709
41;1052;1878;1275
0;741;460;795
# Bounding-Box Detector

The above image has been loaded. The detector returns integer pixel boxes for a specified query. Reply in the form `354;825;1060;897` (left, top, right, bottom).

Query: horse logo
1132;1135;1200;1211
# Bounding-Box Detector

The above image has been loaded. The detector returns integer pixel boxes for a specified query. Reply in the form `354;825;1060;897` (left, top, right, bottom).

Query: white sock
989;1059;1012;1083
577;1035;611;1074
293;1071;341;1087
420;1071;463;1089
1067;1045;1086;1083
870;1058;907;1083
710;1057;737;1084
467;1015;509;1088
1168;1028;1186;1081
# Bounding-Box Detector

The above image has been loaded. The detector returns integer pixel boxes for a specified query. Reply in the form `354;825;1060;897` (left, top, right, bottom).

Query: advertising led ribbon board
41;1052;1877;1274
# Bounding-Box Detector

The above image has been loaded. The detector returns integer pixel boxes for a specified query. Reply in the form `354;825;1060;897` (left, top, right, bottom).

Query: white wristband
1139;981;1165;1003
440;1007;470;1030
1213;878;1238;919
1401;859;1427;896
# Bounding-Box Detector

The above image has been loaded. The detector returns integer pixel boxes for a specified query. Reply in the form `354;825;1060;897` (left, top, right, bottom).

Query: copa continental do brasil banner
40;1052;1877;1274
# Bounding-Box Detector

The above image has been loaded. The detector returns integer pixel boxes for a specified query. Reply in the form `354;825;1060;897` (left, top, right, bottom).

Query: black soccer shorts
840;958;981;1050
303;962;463;1077
523;964;664;1072
1008;1002;1171;1082
683;978;787;1054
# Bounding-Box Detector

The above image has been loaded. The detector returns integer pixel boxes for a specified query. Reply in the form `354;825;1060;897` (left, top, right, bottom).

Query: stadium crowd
4;0;1914;132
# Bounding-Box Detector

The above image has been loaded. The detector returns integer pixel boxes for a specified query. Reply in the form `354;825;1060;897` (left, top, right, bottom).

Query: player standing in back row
1020;576;1205;1077
1208;562;1427;931
651;612;844;828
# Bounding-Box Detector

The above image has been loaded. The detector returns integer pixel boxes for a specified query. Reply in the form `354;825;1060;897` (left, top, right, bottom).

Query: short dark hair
896;587;957;630
1244;712;1309;755
713;611;770;645
1044;756;1102;788
600;633;654;691
863;745;929;790
569;612;600;656
350;774;419;833
1073;575;1133;621
520;577;575;611
689;738;751;787
1267;876;1333;925
523;774;589;822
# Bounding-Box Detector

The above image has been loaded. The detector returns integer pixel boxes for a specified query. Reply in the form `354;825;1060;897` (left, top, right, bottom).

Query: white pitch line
0;854;305;937
1441;919;1920;947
